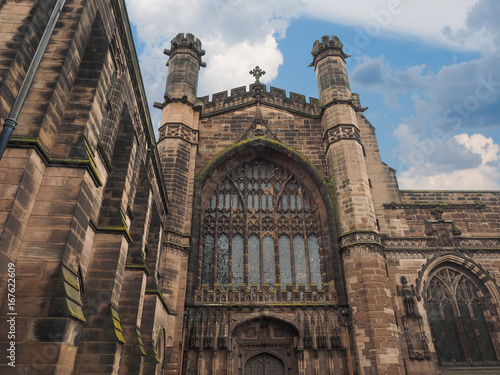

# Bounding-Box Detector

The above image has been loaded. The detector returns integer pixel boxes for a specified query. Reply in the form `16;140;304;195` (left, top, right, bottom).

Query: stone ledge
8;136;103;187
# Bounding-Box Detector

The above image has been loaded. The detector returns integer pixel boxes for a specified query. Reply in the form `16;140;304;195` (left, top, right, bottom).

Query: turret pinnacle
164;33;206;68
309;35;350;68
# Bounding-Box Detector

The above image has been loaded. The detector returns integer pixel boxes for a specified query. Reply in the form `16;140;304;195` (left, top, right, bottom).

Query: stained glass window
200;159;324;290
426;265;498;366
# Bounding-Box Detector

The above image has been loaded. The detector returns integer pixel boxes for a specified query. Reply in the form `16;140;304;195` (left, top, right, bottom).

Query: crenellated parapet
164;32;206;67
309;35;350;67
198;84;320;117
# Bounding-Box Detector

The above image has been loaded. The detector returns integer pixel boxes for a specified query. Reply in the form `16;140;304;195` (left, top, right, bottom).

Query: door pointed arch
245;352;285;375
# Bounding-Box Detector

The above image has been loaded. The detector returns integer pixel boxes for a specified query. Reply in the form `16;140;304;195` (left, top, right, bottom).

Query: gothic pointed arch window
425;264;499;366
199;159;324;291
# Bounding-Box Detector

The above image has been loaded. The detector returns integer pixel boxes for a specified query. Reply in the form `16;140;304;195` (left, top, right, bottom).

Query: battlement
310;35;349;67
198;84;320;117
164;32;206;64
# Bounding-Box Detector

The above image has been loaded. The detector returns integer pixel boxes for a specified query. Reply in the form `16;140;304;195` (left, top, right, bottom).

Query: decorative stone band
383;237;500;250
384;201;485;210
164;229;191;256
158;123;198;144
324;124;361;148
341;243;384;257
384;237;500;260
339;231;383;257
339;231;381;248
164;230;190;246
194;283;336;305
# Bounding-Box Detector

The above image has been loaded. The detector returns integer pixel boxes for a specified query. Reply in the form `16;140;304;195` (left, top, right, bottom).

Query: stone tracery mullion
213;184;220;286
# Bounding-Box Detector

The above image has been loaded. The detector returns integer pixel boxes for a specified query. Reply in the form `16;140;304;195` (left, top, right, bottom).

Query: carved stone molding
324;124;360;146
383;238;437;249
339;231;381;248
164;231;190;247
340;231;383;258
158;123;198;143
341;243;383;257
164;244;189;257
383;237;500;254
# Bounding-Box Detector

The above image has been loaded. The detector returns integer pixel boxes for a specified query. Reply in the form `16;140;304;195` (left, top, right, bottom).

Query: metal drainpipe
0;0;67;160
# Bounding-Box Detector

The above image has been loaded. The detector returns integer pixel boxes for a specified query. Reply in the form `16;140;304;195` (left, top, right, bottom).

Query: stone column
311;35;404;375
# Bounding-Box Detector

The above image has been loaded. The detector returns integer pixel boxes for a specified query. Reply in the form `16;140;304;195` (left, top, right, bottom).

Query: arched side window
426;265;499;366
200;159;323;290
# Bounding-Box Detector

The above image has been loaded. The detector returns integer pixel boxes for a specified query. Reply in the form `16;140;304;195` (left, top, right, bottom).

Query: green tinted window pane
216;235;229;287
458;301;481;362
249;235;260;286
308;235;322;288
472;301;497;361
279;236;292;285
294;236;307;287
443;301;466;362
428;300;451;363
232;236;244;287
263;236;275;287
202;235;214;287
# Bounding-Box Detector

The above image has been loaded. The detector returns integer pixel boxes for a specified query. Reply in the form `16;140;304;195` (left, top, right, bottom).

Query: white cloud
455;133;500;164
302;0;483;50
398;164;500;190
395;129;500;190
200;35;283;95
124;0;500;190
125;0;301;128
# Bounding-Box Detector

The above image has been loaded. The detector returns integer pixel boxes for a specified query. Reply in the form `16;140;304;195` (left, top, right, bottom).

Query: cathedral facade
0;1;500;375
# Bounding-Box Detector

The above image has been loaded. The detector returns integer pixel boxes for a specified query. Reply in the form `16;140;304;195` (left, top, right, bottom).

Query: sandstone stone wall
0;1;170;374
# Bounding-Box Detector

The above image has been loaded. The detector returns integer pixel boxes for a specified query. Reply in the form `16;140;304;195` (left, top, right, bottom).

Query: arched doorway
245;353;285;375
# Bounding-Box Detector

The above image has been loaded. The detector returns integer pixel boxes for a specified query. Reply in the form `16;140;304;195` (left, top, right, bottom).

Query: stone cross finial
249;66;266;83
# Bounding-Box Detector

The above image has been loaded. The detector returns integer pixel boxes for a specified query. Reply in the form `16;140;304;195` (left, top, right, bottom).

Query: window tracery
426;265;498;366
200;159;323;290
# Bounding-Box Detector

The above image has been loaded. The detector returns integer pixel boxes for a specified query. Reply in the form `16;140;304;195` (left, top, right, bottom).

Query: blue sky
126;0;500;190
